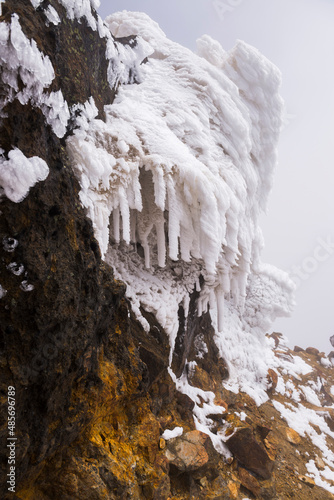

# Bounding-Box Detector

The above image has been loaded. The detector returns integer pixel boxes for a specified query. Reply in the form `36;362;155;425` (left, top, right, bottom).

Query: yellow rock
285;427;301;445
159;437;166;450
298;475;315;487
227;480;239;499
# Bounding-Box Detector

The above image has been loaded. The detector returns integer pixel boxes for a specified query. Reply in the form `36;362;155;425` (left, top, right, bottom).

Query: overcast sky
98;0;334;353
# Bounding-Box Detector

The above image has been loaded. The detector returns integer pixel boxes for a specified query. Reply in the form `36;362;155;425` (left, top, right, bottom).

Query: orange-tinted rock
164;430;209;471
159;438;166;450
226;427;275;479
270;332;283;347
298;475;315;487
267;368;278;392
285;427;301;445
188;364;214;392
238;467;261;497
227;480;239;499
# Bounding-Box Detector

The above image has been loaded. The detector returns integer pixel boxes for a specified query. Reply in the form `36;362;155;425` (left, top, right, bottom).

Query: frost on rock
0;148;49;203
67;11;295;439
0;14;69;137
57;0;100;31
44;6;61;26
30;0;100;30
0;284;7;298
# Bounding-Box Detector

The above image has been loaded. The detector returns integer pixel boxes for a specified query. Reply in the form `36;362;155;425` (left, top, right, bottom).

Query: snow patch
0;149;49;203
161;427;183;440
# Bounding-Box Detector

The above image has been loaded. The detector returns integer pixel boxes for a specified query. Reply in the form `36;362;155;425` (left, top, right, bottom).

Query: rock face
1;2;334;500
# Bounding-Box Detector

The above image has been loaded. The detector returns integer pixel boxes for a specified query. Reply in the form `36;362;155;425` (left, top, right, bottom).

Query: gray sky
98;0;334;353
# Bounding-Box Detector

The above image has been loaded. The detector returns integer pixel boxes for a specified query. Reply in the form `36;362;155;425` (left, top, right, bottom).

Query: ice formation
67;10;294;362
30;0;100;30
0;13;69;137
65;12;297;430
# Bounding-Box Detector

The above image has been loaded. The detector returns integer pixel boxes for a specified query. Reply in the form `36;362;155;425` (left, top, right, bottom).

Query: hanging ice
67;11;293;341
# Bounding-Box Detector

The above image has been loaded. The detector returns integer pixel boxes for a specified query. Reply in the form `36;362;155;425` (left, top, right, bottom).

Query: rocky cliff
1;1;334;499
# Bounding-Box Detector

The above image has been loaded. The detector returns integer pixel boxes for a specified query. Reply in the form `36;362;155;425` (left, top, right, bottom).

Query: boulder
226;427;274;479
238;467;261;497
306;347;320;356
164;430;209;471
285;427;301;445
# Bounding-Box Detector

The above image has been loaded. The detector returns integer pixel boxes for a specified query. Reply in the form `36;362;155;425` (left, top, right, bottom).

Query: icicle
119;188;130;244
231;275;240;307
142;235;150;269
155;217;166;267
166;179;180;261
221;270;230;294
113;207;120;243
238;271;247;298
183;294;190;318
130;209;137;243
216;285;225;332
151;165;166;211
197;298;203;317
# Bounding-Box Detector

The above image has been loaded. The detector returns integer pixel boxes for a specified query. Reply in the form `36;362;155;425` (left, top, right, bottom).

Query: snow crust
0;149;49;203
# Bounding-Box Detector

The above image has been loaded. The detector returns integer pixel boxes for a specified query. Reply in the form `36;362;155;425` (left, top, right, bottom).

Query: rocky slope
0;1;334;499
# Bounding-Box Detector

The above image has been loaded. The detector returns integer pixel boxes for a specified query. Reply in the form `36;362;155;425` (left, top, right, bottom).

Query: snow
161;426;183;440
0;149;49;203
321;357;331;368
306;459;334;494
169;367;232;457
300;385;322;406
235;411;247;421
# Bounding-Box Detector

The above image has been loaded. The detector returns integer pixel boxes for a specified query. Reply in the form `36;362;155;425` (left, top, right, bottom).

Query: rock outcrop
1;2;334;500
